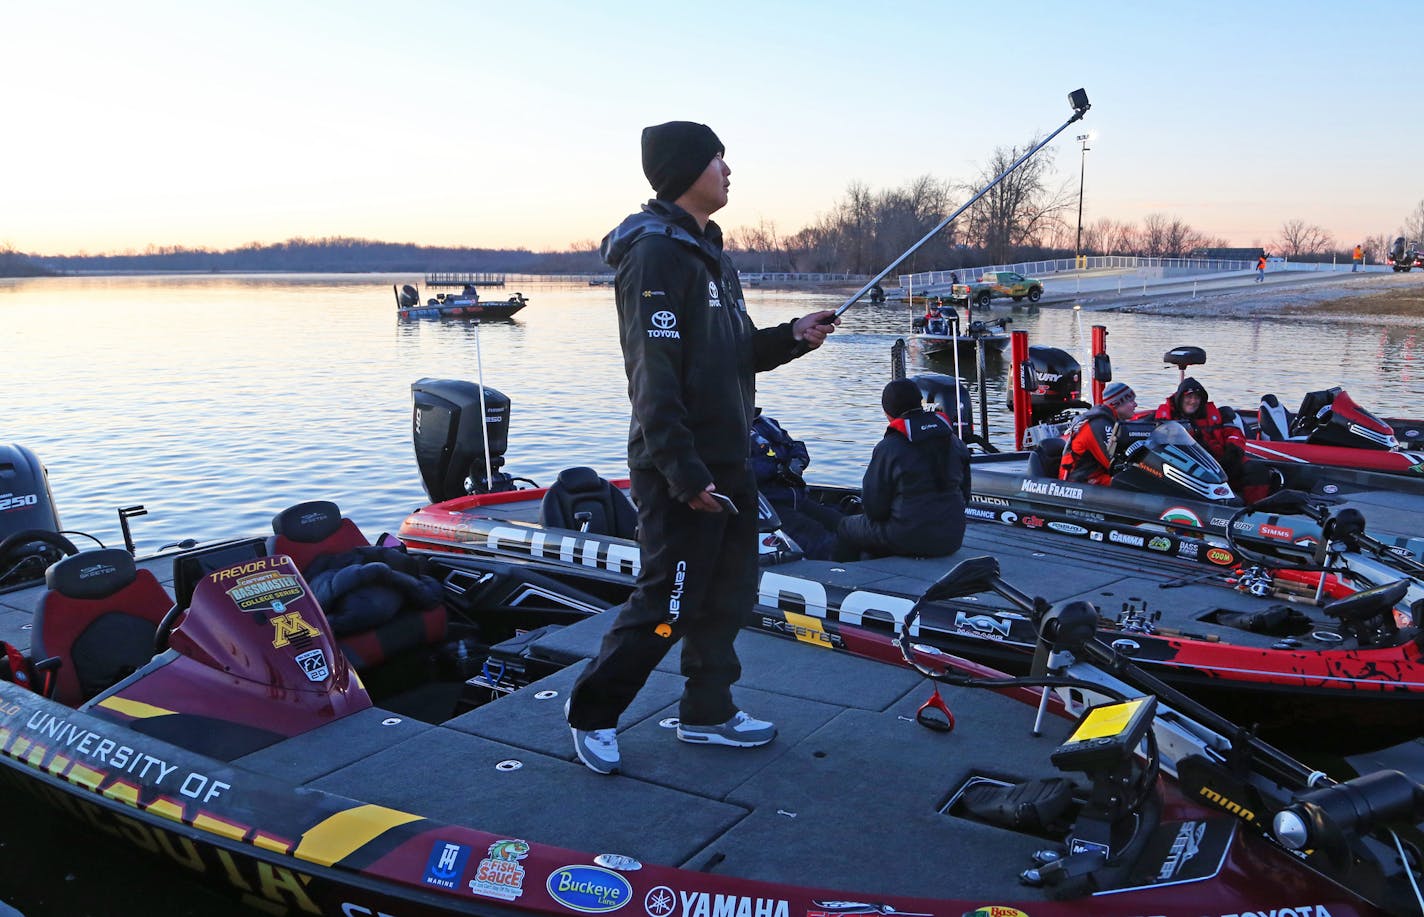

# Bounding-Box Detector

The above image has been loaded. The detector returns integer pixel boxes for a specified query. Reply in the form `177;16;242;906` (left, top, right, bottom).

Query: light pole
1074;133;1091;267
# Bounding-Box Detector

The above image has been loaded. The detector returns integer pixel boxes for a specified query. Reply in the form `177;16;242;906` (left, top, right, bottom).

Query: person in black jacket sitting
750;409;841;559
833;379;972;561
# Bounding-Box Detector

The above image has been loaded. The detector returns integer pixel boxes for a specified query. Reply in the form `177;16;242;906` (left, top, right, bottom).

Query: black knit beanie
882;379;923;419
641;121;724;201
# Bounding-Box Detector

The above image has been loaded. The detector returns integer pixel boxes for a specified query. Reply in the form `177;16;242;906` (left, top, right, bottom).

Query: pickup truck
1387;238;1420;273
949;271;1044;307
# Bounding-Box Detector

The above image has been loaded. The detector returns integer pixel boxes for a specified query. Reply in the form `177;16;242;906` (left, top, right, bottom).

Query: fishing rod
833;88;1091;319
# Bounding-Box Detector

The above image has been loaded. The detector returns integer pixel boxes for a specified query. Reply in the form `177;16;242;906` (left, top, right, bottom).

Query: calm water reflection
3;274;1421;550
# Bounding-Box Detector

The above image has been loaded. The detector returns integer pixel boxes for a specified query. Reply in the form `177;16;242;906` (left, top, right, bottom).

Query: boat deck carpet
286;609;1079;901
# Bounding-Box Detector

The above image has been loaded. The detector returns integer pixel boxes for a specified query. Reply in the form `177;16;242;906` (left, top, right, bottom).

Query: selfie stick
833;89;1091;319
472;320;495;490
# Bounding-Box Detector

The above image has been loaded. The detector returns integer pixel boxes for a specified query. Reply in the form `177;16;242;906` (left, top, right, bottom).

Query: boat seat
1291;387;1340;438
33;549;173;707
1027;436;1067;478
269;501;447;670
538;467;638;539
1256;394;1302;442
1219;404;1246;436
268;500;369;572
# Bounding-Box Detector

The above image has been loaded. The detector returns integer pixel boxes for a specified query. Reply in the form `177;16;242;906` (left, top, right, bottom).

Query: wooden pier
424;272;506;287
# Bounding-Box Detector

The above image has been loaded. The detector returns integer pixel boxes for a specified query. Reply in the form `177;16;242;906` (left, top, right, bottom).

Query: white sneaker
676;710;776;747
567;699;620;775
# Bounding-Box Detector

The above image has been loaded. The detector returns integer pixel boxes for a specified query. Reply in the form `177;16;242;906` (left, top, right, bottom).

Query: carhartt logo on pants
667;560;687;620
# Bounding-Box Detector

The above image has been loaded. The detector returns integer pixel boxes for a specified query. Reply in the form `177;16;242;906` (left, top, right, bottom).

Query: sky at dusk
4;0;1418;256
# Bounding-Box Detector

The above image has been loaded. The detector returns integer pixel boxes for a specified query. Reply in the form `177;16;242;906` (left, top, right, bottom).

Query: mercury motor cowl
1109;420;1238;503
0;443;76;589
411;379;515;501
909;372;974;442
1009;346;1087;424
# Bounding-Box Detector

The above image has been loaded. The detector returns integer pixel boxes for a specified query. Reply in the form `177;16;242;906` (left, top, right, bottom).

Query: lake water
4;273;1420;555
0;273;1421;913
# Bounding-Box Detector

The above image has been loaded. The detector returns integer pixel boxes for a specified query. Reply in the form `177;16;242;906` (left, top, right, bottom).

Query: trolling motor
894;558;1161;892
1225;489;1422;641
896;555;1424;911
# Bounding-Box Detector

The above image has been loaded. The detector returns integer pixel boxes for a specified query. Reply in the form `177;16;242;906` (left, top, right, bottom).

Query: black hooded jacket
854;409;972;554
601;200;808;501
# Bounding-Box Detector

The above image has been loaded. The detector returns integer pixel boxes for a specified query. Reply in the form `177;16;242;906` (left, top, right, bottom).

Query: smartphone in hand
708;492;739;515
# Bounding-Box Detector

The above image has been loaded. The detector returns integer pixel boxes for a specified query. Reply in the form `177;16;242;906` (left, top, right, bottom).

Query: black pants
767;493;842;560
568;465;758;729
832;506;965;562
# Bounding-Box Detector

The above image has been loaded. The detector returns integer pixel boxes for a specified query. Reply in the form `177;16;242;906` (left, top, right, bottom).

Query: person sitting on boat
925;300;956;336
1059;381;1137;486
1153;377;1246;472
461;284;480;302
749;409;841;560
832;379;971;561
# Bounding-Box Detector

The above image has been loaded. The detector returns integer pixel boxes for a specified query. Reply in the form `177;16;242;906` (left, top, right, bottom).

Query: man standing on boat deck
564;121;839;775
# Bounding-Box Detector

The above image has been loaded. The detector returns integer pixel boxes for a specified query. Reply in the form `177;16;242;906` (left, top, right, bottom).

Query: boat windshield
1146;421;1197;448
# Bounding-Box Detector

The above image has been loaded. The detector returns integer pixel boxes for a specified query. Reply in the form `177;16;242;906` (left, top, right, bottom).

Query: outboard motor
1;444;70;588
1;444;61;539
909;372;974;441
1015;346;1086;423
396;284;420;308
411;379;513;502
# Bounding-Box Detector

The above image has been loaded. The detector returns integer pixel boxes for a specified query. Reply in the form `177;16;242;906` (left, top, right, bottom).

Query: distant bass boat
394;283;529;320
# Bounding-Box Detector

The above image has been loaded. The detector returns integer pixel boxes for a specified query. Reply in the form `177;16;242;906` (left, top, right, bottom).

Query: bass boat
394;284;529;320
1154;345;1424;477
6;488;1424;914
909;312;1012;357
396;380;1424;754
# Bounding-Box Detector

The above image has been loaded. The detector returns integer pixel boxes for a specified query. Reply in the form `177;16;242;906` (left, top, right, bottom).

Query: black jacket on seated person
835;409;971;560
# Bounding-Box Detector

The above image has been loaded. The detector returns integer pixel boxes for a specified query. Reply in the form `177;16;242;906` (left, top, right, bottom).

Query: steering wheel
0;529;79;586
154;602;187;653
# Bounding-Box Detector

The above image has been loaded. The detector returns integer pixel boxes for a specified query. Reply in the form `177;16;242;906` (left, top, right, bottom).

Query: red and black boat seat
269;501;446;670
34;549;173;706
538;467;638;538
268;500;369;571
1291;387;1340;437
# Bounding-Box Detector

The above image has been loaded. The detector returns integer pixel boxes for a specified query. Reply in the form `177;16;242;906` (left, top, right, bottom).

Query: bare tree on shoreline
1274;219;1335;258
962;134;1070;263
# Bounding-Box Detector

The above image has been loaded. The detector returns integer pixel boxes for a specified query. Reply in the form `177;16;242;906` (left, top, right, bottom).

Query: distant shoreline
1106;273;1423;322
